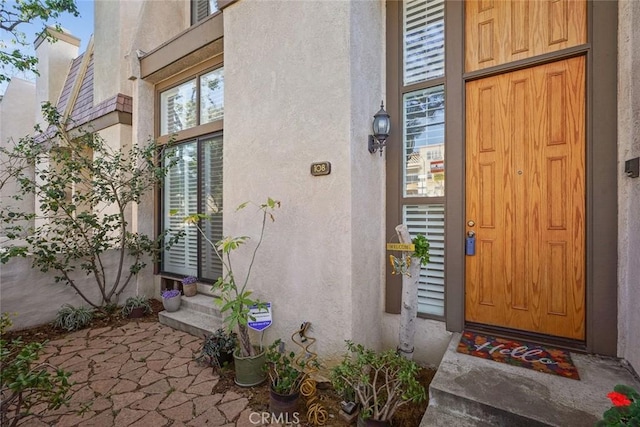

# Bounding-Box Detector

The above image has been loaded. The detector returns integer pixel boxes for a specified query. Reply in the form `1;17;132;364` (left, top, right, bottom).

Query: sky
1;0;95;95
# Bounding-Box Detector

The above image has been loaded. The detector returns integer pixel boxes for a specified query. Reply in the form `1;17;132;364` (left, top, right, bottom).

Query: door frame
443;0;618;355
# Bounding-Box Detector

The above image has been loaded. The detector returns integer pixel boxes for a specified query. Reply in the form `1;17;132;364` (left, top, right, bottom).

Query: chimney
34;27;80;127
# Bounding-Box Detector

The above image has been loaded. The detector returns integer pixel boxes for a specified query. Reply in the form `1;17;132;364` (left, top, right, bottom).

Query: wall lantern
368;101;391;156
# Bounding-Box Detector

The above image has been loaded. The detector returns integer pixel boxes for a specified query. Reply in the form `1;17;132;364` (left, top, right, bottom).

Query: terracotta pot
183;283;197;297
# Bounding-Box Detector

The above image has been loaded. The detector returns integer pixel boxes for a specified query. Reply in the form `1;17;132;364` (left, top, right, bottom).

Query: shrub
120;296;152;317
53;304;94;331
598;384;640;426
1;313;72;427
196;328;238;368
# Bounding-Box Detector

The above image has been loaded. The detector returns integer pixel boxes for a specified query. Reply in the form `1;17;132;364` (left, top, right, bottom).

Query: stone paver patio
20;322;267;426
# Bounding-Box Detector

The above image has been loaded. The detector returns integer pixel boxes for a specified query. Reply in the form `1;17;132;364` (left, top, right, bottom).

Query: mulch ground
3;299;436;426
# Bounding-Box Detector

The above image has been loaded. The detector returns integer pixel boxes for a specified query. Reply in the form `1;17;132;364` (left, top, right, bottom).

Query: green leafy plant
185;197;280;358
53;304;94;331
196;328;238;369
412;234;430;266
331;340;426;422
0;103;181;310
0;0;80;84
120;295;152;318
597;384;640;426
264;338;318;395
1;313;72;427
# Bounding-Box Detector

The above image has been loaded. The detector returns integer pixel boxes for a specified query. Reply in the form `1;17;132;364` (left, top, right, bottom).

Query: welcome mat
456;331;580;380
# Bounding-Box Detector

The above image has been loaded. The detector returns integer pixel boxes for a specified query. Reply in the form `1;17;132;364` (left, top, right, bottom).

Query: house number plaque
310;162;331;176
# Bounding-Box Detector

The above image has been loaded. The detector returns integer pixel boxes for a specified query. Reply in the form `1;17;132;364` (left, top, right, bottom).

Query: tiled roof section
57;53;85;114
56;51;133;131
69;53;94;123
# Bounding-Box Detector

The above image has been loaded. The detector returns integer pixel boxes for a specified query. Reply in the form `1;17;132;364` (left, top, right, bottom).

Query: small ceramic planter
161;290;181;312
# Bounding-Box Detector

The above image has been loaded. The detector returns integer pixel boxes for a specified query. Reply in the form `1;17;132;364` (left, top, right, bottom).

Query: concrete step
196;282;220;297
421;404;494;427
158;294;224;339
420;333;640;427
180;293;223;317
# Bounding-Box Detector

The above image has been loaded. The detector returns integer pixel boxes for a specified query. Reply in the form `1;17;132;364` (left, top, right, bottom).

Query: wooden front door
464;56;586;340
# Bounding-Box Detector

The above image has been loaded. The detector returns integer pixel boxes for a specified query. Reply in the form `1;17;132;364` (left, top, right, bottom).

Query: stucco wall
381;314;452;367
0;252;139;330
617;0;640;375
0;78;36;237
224;0;387;359
34;32;78;128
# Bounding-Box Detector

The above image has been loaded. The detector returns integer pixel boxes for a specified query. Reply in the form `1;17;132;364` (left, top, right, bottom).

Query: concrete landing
421;333;640;426
158;293;224;338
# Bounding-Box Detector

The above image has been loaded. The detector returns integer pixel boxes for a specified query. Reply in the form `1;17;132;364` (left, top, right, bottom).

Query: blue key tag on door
466;233;476;256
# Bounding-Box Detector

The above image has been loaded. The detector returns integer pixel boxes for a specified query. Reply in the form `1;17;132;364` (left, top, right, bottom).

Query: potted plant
121;295;152;318
196;328;238;370
331;341;426;427
161;289;181;312
185;198;280;386
182;276;198;297
264;338;317;418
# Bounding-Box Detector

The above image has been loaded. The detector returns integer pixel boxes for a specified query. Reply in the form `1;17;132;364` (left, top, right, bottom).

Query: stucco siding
224;0;383;359
617;0;640;375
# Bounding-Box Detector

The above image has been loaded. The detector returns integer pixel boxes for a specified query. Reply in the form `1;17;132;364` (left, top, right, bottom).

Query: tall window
160;65;224;281
401;0;446;317
162;136;223;279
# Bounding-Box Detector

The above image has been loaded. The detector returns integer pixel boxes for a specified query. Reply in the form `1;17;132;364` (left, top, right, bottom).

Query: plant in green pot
331;341;426;427
185;198;280;386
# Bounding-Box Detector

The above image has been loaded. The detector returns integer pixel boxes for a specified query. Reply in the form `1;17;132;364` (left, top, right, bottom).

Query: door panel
465;0;587;72
465;56;585;340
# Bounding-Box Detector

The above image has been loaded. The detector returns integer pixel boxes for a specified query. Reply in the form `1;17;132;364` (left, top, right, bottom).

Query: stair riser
429;385;550;427
180;298;223;318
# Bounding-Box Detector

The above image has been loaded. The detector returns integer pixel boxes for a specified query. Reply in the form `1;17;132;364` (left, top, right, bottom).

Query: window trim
385;0;450;320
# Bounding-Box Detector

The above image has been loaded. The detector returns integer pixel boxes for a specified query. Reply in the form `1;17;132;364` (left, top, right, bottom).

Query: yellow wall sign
386;243;415;251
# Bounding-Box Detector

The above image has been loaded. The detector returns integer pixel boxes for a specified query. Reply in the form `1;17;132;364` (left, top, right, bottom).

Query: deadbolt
467;220;475;227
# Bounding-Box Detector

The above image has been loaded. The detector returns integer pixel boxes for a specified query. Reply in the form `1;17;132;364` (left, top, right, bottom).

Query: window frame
155;57;224;282
385;0;449;320
159;133;223;281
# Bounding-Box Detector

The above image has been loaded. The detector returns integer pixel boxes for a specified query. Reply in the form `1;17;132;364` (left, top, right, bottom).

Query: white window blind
160;80;197;136
200;68;224;126
163;142;198;276
403;0;445;85
201;135;223;280
403;204;445;316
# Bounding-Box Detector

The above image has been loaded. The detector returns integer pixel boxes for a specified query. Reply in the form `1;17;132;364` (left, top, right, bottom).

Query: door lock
467;220;475;227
